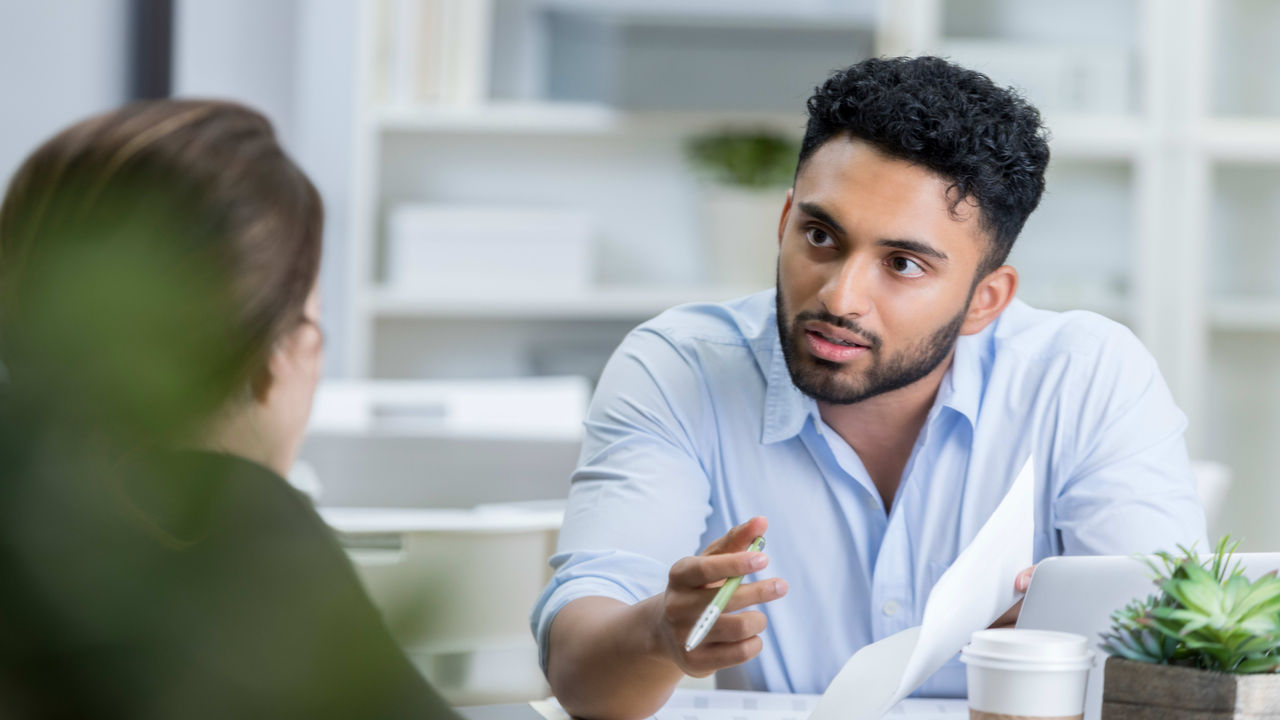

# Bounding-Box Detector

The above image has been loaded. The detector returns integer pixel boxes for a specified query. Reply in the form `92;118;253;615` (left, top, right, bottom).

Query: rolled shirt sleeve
531;326;716;672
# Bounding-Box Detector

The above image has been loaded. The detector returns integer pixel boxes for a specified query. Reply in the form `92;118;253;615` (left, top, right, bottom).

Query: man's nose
817;255;874;319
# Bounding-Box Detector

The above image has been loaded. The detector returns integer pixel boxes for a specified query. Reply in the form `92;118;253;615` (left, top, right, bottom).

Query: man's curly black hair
799;56;1050;276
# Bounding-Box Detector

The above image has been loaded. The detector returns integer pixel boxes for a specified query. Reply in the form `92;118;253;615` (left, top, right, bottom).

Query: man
532;57;1207;719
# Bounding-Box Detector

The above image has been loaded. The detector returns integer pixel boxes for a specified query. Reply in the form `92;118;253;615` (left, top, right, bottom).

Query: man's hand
649;516;788;677
988;565;1036;629
545;517;788;719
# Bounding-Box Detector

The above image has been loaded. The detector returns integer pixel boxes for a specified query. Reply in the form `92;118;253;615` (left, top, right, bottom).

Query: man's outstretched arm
545;517;787;720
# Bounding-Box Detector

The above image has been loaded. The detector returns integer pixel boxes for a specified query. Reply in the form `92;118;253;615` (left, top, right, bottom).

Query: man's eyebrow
796;202;846;236
879;238;948;263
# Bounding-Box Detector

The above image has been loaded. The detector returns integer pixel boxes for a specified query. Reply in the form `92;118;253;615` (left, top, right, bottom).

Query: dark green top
0;429;460;719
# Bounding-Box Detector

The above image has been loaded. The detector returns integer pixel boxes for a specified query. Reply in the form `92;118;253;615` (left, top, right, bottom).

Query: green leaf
1168;575;1225;615
1233;656;1280;674
1233;578;1280;618
1223;574;1250;613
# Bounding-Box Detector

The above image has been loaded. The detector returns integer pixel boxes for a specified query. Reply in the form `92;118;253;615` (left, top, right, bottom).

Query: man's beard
775;283;969;406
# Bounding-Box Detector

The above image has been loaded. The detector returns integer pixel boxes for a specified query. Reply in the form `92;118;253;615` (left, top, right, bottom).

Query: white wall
173;0;360;377
0;1;130;194
173;0;300;145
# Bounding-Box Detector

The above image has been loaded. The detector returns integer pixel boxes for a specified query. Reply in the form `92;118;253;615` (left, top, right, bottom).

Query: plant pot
1101;656;1280;719
699;183;786;289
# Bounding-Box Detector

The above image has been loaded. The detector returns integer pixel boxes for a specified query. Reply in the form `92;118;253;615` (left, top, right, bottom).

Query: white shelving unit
369;285;760;320
1199;0;1280;550
344;0;866;381
340;0;1280;547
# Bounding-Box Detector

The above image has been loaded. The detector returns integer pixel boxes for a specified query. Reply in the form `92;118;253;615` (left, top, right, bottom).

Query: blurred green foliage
685;130;800;188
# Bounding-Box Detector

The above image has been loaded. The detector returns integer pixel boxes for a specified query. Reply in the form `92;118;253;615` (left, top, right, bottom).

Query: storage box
385;204;595;295
295;377;588;508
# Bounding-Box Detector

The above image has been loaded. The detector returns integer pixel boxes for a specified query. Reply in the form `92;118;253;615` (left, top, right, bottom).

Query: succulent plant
1101;536;1280;673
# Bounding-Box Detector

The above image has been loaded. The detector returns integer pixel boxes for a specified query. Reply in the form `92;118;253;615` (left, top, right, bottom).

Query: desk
457;695;968;720
458;703;542;720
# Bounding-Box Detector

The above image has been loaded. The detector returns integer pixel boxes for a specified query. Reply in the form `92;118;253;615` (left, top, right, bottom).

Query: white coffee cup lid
962;629;1092;667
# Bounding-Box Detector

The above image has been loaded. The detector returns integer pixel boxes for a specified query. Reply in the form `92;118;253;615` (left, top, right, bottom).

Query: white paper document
809;455;1036;720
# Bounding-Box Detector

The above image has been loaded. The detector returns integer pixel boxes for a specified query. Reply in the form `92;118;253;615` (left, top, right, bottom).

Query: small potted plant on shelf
685;130;798;289
1099;536;1280;718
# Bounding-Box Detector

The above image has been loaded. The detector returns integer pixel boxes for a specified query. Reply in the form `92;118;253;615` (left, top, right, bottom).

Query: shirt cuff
531;549;673;675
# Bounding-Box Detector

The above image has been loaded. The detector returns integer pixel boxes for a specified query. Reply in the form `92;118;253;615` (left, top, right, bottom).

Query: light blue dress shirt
532;290;1207;695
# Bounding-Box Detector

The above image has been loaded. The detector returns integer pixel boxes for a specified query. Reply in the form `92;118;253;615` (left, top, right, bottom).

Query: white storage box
294;377;588;508
385;204;595;295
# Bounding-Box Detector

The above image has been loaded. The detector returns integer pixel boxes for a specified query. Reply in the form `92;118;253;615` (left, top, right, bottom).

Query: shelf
1203;118;1280;163
375;102;622;135
374;102;807;136
532;0;876;31
1043;115;1147;160
1017;290;1129;319
367;285;763;320
1210;298;1280;331
376;104;1144;156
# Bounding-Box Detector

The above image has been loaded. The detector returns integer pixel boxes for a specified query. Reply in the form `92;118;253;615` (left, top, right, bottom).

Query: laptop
1016;552;1280;720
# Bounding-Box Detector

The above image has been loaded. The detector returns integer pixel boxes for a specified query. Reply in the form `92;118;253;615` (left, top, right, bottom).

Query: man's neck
817;352;954;512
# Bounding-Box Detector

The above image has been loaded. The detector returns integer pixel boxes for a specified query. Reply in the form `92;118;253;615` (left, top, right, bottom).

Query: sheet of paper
809;455;1036;720
533;690;966;720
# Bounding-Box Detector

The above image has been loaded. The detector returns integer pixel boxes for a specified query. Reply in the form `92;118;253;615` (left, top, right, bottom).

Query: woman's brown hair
0;99;323;439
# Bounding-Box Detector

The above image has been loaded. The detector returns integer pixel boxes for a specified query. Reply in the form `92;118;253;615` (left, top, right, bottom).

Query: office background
3;0;1279;704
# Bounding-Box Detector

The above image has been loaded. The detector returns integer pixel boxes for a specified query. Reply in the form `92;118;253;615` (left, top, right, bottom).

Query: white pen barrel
685;604;723;652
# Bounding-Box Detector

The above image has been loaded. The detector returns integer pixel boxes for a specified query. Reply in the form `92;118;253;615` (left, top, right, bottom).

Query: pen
684;536;766;652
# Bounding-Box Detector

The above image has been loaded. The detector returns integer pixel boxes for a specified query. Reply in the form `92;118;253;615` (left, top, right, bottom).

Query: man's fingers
666;578;785;627
684;636;764;675
1014;564;1037;593
701;516;769;556
702;610;768;644
670;550;768;589
723;578;787;614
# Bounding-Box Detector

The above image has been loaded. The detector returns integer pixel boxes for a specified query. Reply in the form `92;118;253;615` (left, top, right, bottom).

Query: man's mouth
812;330;863;347
804;329;870;362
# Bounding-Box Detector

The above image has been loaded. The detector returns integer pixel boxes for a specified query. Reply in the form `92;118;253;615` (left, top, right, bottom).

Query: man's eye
806;227;834;247
889;256;925;278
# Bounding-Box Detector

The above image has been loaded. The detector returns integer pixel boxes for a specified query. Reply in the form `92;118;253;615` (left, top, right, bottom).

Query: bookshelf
337;0;1280;546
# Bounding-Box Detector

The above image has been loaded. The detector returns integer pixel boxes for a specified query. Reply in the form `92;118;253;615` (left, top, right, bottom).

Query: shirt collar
761;328;816;444
759;315;992;444
934;327;988;428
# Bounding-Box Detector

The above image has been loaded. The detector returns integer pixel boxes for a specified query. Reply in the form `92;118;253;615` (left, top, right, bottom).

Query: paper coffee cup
960;629;1094;720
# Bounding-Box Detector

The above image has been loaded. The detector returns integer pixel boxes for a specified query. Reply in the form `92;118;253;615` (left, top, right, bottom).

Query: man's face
776;136;990;405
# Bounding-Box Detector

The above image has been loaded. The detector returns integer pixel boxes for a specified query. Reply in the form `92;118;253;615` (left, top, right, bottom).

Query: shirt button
882;600;900;617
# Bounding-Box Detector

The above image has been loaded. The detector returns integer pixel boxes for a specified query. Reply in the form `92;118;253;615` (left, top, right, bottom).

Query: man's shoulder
598;290;777;402
634;289;777;351
992;298;1144;365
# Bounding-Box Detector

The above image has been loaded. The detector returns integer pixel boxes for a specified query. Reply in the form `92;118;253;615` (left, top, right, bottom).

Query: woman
0;100;459;719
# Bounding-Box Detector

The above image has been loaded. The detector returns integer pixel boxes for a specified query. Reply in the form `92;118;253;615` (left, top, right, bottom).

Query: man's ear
777;188;794;246
961;264;1018;335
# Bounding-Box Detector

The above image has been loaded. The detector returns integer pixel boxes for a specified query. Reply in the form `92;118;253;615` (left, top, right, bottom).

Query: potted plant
685;130;798;289
1099;537;1280;718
